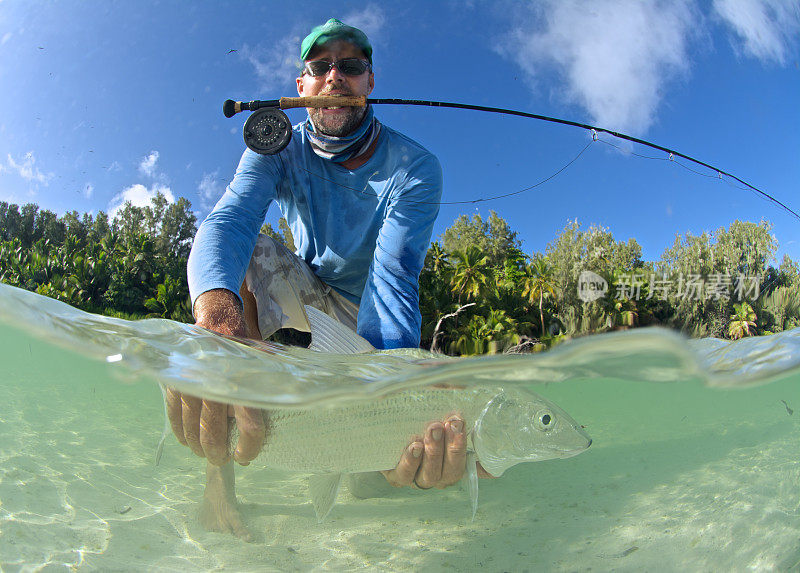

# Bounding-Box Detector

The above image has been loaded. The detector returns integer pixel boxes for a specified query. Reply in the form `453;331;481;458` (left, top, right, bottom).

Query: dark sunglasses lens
306;61;332;76
337;59;369;76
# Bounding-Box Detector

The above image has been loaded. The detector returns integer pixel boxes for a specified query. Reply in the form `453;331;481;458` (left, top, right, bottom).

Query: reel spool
243;107;292;155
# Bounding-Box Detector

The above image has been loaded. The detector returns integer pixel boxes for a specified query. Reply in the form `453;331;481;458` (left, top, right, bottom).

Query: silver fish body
259;384;591;478
236;307;591;521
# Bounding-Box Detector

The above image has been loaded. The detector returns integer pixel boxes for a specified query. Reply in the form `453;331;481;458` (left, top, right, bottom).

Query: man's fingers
165;388;186;445
439;417;467;487
232;406;267;465
168;391;262;466
415;422;445;489
200;400;229;465
381;439;423;487
181;394;204;457
381;416;489;491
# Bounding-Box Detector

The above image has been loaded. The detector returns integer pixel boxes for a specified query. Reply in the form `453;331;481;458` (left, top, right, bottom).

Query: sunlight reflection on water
0;282;798;571
1;282;799;409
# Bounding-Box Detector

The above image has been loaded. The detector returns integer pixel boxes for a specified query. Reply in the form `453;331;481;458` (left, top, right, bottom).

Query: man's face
297;39;375;137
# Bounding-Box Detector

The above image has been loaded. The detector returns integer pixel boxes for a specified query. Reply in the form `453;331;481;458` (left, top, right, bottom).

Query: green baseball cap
300;18;373;63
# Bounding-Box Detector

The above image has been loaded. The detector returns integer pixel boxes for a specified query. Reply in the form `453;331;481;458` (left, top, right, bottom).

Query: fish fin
466;452;479;521
304;305;374;354
154;383;169;467
308;473;344;522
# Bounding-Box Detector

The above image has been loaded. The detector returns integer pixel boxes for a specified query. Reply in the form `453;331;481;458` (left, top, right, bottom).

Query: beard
309;104;368;137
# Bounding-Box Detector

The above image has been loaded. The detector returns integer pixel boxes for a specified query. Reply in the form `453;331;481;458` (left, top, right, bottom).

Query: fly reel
243;107;292;155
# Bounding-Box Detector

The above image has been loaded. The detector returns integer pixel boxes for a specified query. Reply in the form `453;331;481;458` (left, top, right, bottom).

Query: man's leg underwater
200;459;253;540
199;234;353;538
198;285;263;540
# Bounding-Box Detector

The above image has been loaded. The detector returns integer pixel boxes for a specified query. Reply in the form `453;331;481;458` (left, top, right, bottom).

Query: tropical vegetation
2;197;799;355
0;193;195;321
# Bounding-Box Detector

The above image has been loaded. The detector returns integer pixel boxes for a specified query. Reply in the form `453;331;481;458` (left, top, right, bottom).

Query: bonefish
245;307;592;521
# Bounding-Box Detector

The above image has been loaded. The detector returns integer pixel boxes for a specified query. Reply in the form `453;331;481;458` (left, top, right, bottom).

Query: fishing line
292;139;594;206
596;137;675;163
597;136;770;204
224;95;799;221
599;137;731;182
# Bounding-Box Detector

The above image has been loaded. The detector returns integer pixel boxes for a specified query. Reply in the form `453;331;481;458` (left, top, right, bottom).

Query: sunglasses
303;58;372;77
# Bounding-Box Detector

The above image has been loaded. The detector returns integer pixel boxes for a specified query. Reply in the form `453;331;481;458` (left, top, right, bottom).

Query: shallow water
0;283;798;571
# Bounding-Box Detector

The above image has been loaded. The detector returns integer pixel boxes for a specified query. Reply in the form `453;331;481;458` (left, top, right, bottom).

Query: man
166;19;482;539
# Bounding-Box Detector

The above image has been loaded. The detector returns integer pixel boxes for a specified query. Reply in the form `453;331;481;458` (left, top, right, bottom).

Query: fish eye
535;410;554;431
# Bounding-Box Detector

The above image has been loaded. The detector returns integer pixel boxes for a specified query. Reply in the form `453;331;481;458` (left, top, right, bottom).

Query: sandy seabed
0;324;798;572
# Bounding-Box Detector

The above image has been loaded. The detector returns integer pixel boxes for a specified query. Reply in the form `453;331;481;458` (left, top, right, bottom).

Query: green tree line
419;213;800;354
2;196;799;354
0;193;196;321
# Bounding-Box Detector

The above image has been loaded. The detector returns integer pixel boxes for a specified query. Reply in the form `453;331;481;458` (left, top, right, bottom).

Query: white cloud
498;0;698;135
83;183;94;199
197;170;225;212
1;32;12;46
714;0;800;65
241;33;304;92
241;9;386;92
138;150;159;177
107;183;175;219
5;151;53;185
342;5;386;45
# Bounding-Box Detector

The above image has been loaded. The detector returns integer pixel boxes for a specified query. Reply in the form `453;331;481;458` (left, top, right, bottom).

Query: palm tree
145;275;191;320
761;286;800;332
419;247;459;350
426;242;451;274
616;300;639;328
729;301;757;339
478;309;519;354
450;316;484;356
521;257;556;337
604;269;641;330
450;246;491;305
429;302;475;353
450;310;520;355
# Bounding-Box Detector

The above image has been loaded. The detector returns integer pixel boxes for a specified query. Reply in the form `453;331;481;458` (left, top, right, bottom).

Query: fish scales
256;386;496;474
224;306;591;521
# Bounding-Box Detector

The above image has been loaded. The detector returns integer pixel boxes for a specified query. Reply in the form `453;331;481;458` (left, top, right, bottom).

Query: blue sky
1;0;798;265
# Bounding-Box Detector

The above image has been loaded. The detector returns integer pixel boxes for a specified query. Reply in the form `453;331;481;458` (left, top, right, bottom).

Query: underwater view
1;282;798;571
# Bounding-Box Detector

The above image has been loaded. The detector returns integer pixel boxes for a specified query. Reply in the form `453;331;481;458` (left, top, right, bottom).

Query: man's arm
165;288;266;465
356;152;443;349
187;149;281;308
355;151;483;488
168;149;281;466
194;288;248;337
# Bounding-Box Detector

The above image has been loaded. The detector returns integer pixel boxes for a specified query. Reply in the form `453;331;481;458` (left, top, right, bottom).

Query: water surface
0;283;797;571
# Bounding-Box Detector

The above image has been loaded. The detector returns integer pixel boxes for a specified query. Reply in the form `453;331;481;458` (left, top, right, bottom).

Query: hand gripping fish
243;307;592;522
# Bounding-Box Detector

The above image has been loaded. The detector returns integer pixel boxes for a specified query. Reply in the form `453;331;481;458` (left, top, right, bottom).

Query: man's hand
165;288;266;466
165;390;265;466
381;416;494;489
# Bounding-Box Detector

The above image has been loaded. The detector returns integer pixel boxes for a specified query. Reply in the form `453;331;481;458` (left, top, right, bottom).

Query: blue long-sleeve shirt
187;120;442;349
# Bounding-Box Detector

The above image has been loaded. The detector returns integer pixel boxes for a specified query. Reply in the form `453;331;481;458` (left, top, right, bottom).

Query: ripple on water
1;283;799;409
1;282;799;571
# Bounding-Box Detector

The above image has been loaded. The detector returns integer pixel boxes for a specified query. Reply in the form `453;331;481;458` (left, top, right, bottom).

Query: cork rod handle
278;95;367;109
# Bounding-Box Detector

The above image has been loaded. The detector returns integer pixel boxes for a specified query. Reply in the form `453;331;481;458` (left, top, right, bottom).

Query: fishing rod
223;95;799;221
